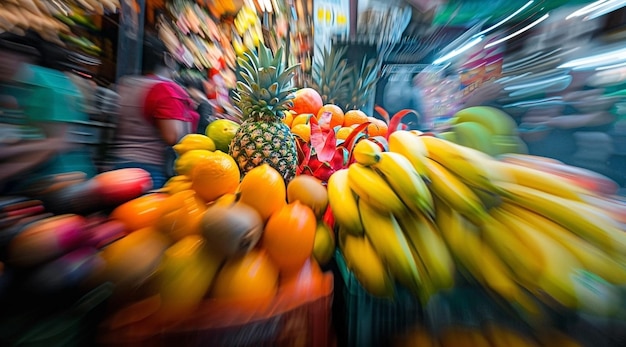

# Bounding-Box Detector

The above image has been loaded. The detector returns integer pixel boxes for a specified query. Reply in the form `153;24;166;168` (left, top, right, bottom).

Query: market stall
1;0;626;346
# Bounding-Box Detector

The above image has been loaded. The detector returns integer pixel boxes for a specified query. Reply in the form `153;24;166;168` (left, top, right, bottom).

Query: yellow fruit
291;123;311;142
173;134;216;155
154;235;222;322
287;174;328;218
313;220;335;266
282;110;294;127
238;164;287;222
155;190;206;242
191;151;240;203
291;113;314;128
336;126;354;140
161;175;192;195
212;192;238;207
174;149;215;176
205;119;240;152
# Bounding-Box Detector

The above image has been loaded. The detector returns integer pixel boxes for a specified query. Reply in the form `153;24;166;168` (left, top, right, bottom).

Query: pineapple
229;44;300;181
311;44;352;106
311;43;379;111
346;56;379;111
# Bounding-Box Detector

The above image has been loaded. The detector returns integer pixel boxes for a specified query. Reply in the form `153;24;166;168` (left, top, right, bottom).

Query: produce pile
331;127;626;320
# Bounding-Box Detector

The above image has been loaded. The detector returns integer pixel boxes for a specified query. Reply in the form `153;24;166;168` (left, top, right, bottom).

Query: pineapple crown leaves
312;44;353;105
347;57;379;110
233;44;300;121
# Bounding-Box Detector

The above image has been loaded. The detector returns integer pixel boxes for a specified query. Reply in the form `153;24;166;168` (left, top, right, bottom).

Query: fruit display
229;43;300;181
329;127;626;322
90;137;335;344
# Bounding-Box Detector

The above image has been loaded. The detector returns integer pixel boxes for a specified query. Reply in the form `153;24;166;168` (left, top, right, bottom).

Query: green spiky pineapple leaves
233;44;299;122
311;44;379;111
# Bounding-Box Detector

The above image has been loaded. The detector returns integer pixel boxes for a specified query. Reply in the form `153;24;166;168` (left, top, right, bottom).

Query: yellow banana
358;199;422;293
483;323;540;347
425;158;488;226
339;228;395;298
373;152;434;218
435;198;541;317
481;214;544;285
406;240;438;304
348;163;406;215
420;135;506;193
313;220;335;266
327;169;364;235
396;211;455;291
491;208;582;310
352;139;382;166
496;181;626;256
490;160;591;202
155;235;222;322
500;202;626;285
388;130;430;179
450;106;518;136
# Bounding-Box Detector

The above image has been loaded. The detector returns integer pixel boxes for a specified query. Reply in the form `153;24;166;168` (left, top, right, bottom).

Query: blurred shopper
110;32;199;188
0;33;72;191
176;73;217;134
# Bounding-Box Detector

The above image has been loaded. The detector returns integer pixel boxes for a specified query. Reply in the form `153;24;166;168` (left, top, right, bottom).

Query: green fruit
453;121;494;155
491;135;525;155
206;119;240;152
437;131;458;143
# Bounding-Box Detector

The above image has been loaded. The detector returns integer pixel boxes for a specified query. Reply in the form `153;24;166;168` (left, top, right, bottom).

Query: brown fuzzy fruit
200;202;264;258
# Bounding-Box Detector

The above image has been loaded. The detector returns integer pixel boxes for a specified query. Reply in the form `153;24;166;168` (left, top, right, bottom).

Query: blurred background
1;1;626;347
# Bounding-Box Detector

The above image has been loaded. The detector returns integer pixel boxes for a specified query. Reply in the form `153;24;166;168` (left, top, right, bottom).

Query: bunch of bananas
329;130;626;318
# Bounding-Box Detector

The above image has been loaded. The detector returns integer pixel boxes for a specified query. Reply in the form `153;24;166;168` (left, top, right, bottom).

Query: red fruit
290;88;323;115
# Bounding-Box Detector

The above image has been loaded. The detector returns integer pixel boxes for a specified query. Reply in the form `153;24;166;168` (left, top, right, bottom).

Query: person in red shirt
110;32;199;188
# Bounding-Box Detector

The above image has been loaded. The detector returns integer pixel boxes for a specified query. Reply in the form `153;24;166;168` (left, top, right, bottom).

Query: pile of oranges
285;88;388;142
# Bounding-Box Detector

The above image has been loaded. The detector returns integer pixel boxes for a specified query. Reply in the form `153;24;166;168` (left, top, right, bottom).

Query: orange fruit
291;113;314;128
290;87;323;115
287;174;328;218
155;190;206;241
280;257;325;299
262;201;317;276
317;104;344;129
291;123;311;142
99;227;170;290
238;164;287;222
110;193;168;231
174;149;215;176
210;248;279;300
336;126;354;140
191;151;240;203
367;117;389;137
282;110;294;128
343;109;368;127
